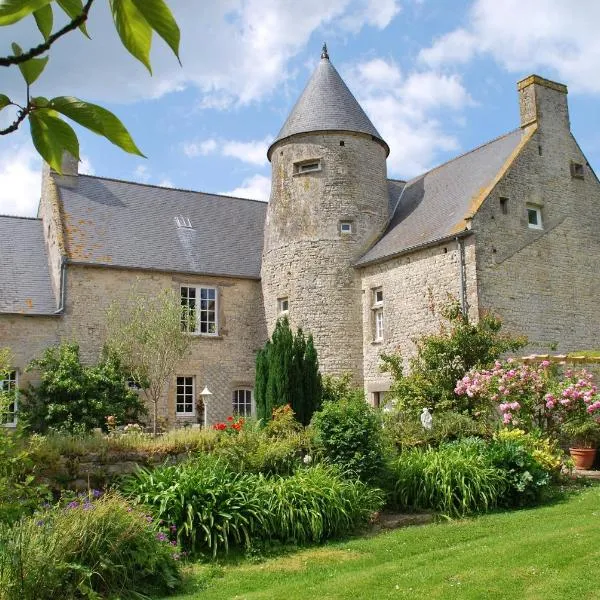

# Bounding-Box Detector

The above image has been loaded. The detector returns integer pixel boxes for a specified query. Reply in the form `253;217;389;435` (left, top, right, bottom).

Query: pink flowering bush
455;360;600;439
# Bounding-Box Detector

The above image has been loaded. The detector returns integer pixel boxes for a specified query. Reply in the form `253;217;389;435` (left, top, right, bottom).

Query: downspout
53;257;67;314
456;236;468;318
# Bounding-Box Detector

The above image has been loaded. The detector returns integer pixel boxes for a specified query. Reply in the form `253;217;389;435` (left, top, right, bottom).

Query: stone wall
473;78;600;353
262;132;389;382
359;237;479;398
2;264;267;426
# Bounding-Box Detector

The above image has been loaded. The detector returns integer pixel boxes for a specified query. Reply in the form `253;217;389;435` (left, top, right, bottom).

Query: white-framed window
181;286;218;335
340;221;353;234
233;388;253;417
372;288;384;342
1;370;17;426
527;204;543;230
293;159;321;175
176;376;195;416
277;297;289;315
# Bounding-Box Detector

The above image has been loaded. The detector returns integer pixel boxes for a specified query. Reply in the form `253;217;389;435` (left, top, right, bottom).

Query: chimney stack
518;74;570;133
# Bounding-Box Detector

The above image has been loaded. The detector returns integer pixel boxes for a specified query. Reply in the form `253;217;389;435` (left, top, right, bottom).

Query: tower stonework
261;47;390;381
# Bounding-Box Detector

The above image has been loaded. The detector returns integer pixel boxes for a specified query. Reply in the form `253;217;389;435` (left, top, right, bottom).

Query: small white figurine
420;407;433;430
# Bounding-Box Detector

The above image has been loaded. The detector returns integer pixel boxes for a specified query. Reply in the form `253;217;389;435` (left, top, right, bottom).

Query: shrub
381;299;526;416
261;465;383;544
484;436;552;507
310;393;386;483
0;493;181;600
391;441;506;517
255;317;322;426
382;409;493;451
122;457;381;556
21;343;145;433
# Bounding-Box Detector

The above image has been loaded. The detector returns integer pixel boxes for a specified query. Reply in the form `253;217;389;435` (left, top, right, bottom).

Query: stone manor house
1;47;599;426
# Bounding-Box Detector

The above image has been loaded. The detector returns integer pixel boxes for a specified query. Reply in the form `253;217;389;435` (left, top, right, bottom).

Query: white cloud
133;164;151;183
345;60;471;176
0;141;41;217
4;0;402;107
158;178;174;188
79;155;95;175
419;0;600;94
223;174;271;200
183;137;270;166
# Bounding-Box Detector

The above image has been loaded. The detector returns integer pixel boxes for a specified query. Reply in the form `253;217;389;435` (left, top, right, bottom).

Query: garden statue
421;407;433;430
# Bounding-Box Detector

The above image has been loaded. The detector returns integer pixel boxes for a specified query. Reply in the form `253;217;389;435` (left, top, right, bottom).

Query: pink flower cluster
456;360;600;430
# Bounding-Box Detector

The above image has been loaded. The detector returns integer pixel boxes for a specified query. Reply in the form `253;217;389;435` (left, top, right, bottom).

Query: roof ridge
388;177;406;184
0;214;41;221
407;128;521;184
67;173;269;205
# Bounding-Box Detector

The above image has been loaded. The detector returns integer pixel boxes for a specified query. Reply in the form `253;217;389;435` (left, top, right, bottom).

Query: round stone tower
262;45;390;381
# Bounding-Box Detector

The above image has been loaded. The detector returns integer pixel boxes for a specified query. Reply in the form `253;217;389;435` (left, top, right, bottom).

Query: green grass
160;485;600;600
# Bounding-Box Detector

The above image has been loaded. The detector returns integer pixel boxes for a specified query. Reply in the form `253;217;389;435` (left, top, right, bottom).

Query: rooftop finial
321;43;329;60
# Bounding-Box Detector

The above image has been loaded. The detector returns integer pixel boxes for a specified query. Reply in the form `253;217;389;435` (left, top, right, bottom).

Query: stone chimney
518;74;570;133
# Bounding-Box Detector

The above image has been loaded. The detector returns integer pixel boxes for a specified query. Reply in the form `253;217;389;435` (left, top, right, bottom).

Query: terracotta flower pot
569;447;597;470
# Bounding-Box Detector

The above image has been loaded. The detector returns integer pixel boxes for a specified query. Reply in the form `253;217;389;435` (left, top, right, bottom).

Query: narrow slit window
499;197;508;215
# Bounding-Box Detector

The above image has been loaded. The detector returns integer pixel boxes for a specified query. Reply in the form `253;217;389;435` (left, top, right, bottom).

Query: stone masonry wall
2;265;267;426
359;237;479;396
262;132;389;382
473;82;600;353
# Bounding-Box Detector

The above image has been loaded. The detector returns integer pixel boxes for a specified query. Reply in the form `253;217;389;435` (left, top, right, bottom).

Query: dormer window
294;159;321;175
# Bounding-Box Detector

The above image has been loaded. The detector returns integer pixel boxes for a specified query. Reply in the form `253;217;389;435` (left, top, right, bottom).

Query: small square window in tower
526;205;543;230
277;297;289;315
340;221;353;234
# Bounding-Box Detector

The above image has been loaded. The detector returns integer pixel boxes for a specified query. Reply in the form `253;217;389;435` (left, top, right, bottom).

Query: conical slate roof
267;45;389;159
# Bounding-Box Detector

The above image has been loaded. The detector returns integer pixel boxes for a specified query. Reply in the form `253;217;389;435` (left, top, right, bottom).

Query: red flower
213;422;227;431
226;416;234;422
232;423;241;431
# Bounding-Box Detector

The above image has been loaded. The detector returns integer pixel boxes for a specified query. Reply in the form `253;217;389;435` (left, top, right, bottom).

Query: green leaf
49;96;145;157
0;0;51;26
56;0;89;37
131;0;180;63
33;3;53;41
110;0;152;73
11;42;49;85
32;96;49;108
0;94;10;111
30;110;80;173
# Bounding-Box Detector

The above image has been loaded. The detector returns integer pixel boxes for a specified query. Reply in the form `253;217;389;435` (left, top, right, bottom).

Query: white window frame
176;375;195;416
372;288;384;342
277;297;289;315
1;370;18;427
340;221;353;234
526;205;543;230
293;159;322;175
232;388;254;417
181;285;218;336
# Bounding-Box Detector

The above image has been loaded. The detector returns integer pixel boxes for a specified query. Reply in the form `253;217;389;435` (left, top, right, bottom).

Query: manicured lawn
161;485;600;600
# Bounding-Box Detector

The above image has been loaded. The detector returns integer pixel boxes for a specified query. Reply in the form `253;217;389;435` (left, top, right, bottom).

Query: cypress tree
255;317;323;425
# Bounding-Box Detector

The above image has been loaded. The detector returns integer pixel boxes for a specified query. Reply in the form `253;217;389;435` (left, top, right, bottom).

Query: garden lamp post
200;386;212;428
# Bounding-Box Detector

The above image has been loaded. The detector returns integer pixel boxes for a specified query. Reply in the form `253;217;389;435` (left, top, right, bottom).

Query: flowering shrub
213;415;245;433
0;493;181;600
456;360;600;438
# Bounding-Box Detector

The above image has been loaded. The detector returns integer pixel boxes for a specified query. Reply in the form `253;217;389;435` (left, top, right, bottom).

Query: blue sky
1;0;599;216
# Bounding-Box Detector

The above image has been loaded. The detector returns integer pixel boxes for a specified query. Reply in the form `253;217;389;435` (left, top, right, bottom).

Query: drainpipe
456;236;468;318
53;257;67;314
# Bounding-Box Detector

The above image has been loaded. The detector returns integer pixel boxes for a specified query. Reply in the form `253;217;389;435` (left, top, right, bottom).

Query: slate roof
268;54;388;158
57;175;267;279
0;216;57;314
357;129;524;266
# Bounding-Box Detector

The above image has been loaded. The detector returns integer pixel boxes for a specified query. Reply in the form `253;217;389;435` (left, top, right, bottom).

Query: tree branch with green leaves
0;0;180;172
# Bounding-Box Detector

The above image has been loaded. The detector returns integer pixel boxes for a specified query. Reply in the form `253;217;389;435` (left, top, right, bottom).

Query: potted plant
561;416;600;469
